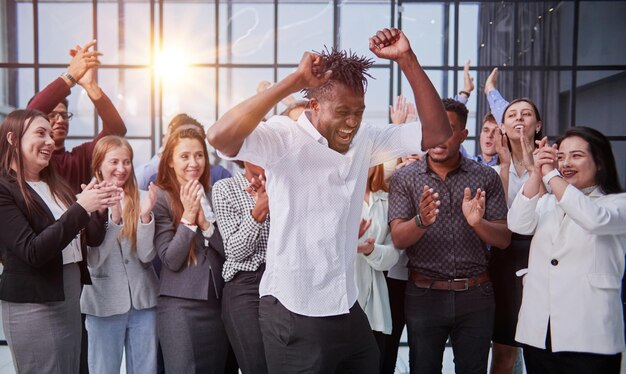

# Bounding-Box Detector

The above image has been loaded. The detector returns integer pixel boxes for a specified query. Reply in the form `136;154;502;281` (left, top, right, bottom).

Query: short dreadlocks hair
442;98;469;128
302;47;374;101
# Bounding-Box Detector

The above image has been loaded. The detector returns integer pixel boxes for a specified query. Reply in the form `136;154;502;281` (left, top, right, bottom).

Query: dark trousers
222;267;268;374
259;296;379;373
382;276;407;374
523;324;622;374
405;281;495;374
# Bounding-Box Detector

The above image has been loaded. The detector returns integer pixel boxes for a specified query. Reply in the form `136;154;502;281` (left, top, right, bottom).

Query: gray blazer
80;193;159;317
153;187;225;300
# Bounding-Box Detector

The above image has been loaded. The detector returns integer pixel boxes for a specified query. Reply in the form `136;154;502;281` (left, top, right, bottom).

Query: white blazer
508;185;626;354
355;191;400;335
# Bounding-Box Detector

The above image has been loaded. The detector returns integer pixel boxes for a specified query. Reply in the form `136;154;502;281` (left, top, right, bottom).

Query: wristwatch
414;213;428;229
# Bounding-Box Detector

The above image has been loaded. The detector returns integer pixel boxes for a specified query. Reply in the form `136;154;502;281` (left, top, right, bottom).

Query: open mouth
561;169;576;178
514;124;524;131
336;128;354;142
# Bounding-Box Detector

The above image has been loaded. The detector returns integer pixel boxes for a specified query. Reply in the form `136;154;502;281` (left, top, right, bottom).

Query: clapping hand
462;188;486;227
418;185;440;227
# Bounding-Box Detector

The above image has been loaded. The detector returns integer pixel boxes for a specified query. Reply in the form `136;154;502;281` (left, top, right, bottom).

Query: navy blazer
153;187;225;300
0;175;106;303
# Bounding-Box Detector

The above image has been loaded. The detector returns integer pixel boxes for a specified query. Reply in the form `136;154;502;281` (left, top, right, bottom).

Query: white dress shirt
508;185;626;354
355;190;400;334
27;180;82;264
219;113;422;316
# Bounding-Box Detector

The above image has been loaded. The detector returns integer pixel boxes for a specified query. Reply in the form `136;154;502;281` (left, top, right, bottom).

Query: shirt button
124;259;129;264
551;259;558;266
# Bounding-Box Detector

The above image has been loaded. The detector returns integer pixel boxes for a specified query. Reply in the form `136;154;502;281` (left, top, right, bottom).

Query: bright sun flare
154;49;189;80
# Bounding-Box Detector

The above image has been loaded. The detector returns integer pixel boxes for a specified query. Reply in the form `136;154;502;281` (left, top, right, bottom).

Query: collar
298;111;328;146
417;153;473;175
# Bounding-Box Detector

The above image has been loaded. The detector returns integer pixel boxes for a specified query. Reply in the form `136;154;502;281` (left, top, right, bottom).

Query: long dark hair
556;127;623;195
155;128;211;265
0;110;75;216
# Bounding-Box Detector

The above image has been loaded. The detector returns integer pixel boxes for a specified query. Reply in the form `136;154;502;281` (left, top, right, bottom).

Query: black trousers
222;267;268;374
523;324;622;374
259;296;379;373
382;276;407;374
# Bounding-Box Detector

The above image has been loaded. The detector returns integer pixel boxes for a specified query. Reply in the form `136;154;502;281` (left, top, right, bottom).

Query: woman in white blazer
80;136;159;373
508;127;625;373
355;164;400;370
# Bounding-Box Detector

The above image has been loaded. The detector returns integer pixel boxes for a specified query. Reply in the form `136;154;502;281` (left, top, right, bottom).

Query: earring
536;129;540;134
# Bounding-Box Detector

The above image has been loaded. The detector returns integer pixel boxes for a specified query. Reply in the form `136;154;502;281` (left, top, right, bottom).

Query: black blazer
0;176;106;303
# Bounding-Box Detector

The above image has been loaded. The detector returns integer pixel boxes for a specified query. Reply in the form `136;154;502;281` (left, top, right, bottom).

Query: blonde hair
92;136;140;251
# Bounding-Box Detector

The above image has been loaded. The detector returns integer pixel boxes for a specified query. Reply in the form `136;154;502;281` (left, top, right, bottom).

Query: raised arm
27;40;101;114
484;68;509;126
369;28;451;150
207;53;332;157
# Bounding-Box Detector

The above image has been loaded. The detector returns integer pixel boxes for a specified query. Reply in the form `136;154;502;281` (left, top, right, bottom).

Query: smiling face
428;111;468;165
49;102;70;149
479;119;498;157
502;101;541;142
99;146;132;188
169;138;206;185
19;116;55;180
310;83;365;154
558;136;598;190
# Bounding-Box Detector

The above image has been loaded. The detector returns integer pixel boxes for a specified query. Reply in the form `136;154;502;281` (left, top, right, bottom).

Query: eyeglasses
48;111;74;121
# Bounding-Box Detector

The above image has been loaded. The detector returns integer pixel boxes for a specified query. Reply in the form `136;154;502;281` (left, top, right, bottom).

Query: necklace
581;185;598;195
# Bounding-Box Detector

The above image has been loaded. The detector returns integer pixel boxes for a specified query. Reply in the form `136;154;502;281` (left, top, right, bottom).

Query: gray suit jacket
80;195;159;317
153;187;225;300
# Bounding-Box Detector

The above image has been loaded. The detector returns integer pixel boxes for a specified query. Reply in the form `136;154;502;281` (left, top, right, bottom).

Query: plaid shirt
212;173;269;282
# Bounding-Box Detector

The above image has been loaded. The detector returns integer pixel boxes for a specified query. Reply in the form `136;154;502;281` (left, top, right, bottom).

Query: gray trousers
2;263;82;374
259;296;379;374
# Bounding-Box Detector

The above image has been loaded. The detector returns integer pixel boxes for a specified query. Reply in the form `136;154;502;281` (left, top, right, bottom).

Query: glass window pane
575;71;626;137
402;3;445;66
163;2;215;65
277;1;333;64
128;139;152;169
39;68;95;138
0;2;34;63
364;67;391;126
0;68;35;110
340;1;392;64
578;2;626;66
98;3;152;65
458;4;479;67
161;67;216;130
38;3;93;63
218;68;274;118
401;70;444;102
219;2;274;65
98;68;152;138
556;1;574;66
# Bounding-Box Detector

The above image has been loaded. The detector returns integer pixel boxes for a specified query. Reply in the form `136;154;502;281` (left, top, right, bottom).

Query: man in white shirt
207;27;452;373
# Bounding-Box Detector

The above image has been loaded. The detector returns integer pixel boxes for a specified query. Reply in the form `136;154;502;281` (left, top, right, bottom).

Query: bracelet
542;169;562;187
459;90;471;98
61;71;77;86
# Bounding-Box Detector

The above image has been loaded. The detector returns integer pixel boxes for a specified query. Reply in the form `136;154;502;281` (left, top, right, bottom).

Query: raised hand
140;182;157;224
462;59;475;95
484;67;498;95
357;237;375;255
390;95;409;124
462;187;486;227
406;101;418;123
294;52;333;90
532;137;558;176
520;132;538;173
494;128;511;167
249;175;269;223
418;185;440;227
180;179;203;224
368;28;411;61
66;40;102;84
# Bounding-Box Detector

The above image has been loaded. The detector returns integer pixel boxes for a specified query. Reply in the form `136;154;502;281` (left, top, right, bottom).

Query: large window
1;0;625;184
